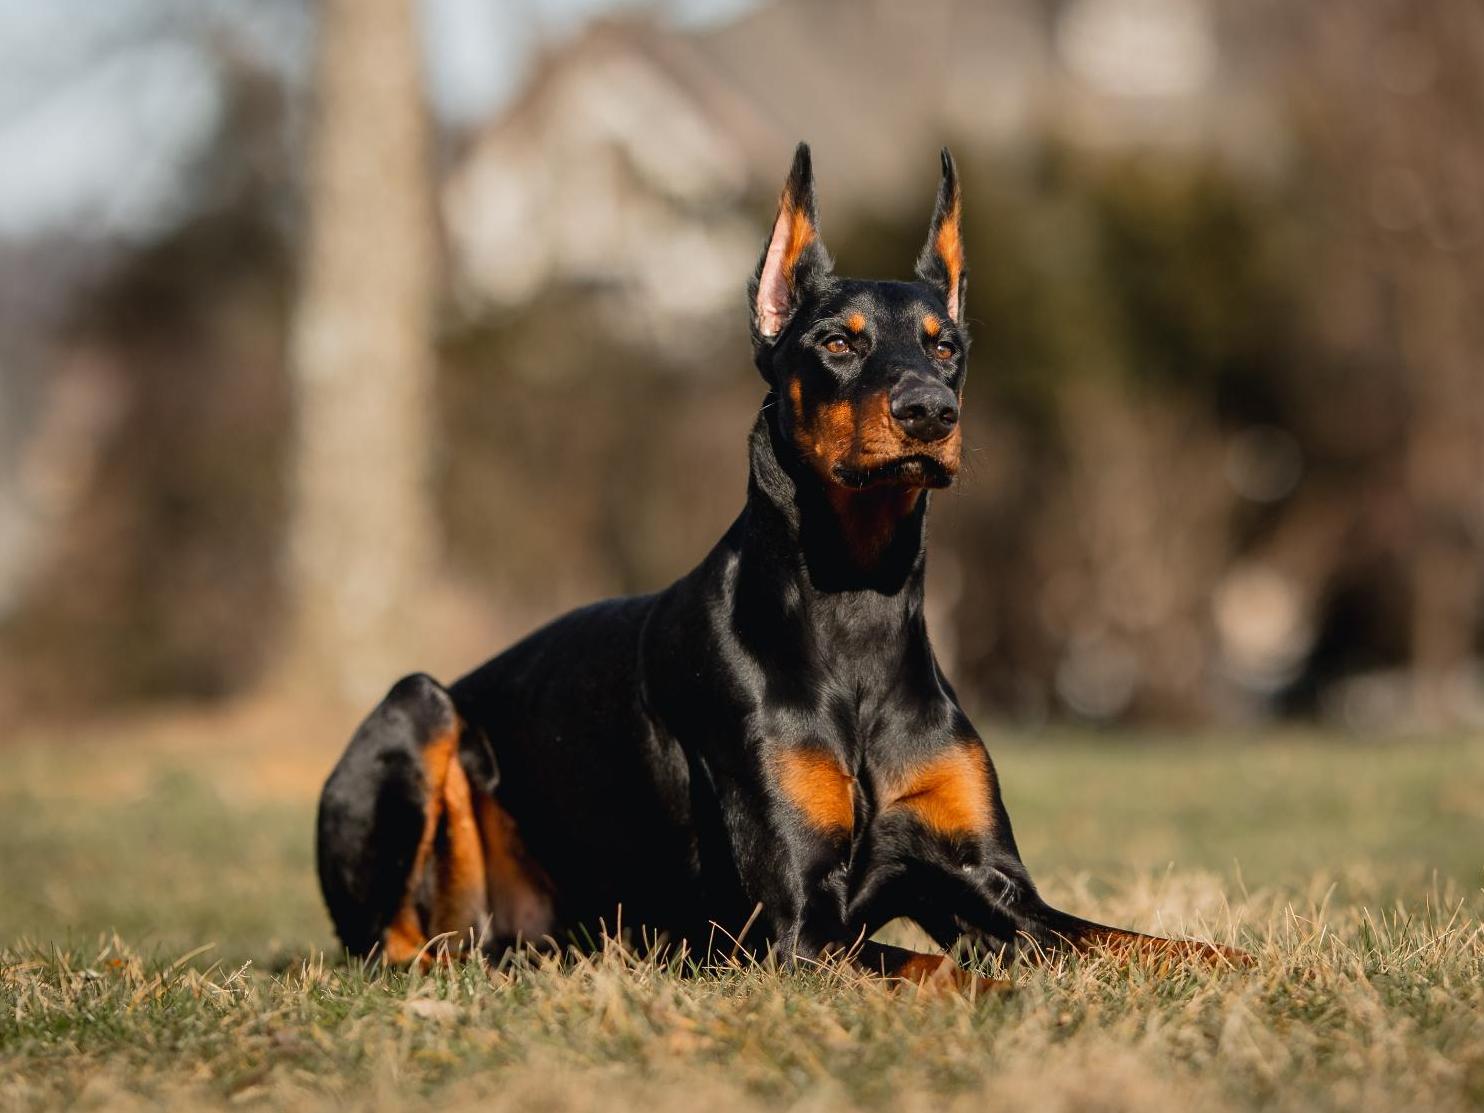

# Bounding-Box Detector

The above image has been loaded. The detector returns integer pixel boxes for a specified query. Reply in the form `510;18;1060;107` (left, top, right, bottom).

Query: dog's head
749;143;968;492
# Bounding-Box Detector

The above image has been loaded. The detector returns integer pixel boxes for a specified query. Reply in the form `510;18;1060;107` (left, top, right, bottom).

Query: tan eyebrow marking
846;312;867;333
922;314;941;337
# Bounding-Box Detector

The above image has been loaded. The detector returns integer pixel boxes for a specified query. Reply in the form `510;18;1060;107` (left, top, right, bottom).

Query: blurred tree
0;7;301;719
286;0;442;702
925;147;1302;724
1291;0;1484;725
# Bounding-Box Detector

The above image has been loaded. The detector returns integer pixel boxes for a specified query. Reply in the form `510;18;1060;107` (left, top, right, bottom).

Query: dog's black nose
889;377;959;443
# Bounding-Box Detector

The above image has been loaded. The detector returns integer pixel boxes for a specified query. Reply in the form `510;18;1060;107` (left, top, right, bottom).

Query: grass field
2;715;1482;1111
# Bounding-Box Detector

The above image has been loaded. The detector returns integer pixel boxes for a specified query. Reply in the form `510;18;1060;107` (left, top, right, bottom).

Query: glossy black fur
316;145;1204;975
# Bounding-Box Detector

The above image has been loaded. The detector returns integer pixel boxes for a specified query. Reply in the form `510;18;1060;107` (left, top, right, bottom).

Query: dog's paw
891;953;1013;997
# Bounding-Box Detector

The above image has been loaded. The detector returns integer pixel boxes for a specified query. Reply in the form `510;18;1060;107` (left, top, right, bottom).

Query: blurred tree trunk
285;0;440;703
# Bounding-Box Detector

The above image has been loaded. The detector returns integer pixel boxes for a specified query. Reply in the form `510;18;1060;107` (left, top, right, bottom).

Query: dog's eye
932;340;956;361
822;336;851;355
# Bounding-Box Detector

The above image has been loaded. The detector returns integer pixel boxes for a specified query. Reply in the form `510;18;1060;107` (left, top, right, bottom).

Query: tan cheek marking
854;391;910;462
886;745;993;838
940;423;963;473
772;748;855;834
922;314;941;337
799;399;857;466
846;312;866;333
820;395;921;565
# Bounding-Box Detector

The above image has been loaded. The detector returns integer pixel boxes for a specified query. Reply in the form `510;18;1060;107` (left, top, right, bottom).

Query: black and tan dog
316;144;1243;990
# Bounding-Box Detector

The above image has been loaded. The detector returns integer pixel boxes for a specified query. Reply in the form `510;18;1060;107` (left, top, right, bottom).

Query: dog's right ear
750;142;832;344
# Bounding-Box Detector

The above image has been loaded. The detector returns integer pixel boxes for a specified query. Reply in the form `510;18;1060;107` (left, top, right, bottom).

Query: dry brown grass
2;717;1482;1112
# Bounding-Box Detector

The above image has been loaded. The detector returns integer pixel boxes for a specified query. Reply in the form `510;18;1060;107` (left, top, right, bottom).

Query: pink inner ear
755;205;795;338
946;282;960;325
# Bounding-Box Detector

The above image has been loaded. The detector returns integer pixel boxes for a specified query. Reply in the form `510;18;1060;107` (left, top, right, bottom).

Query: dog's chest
766;723;992;847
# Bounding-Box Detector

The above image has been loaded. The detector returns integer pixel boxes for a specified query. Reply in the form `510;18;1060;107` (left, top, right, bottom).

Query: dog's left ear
915;148;966;324
751;142;832;342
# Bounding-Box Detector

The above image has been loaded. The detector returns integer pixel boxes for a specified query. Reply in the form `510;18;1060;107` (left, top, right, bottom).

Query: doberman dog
316;144;1244;991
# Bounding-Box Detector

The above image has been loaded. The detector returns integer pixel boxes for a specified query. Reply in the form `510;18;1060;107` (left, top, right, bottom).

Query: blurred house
442;19;766;352
442;0;1280;354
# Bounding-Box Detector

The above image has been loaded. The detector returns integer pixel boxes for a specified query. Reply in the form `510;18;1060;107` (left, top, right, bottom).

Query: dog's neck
743;403;929;599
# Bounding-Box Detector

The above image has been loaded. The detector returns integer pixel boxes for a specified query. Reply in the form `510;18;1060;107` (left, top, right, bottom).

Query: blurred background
2;0;1483;734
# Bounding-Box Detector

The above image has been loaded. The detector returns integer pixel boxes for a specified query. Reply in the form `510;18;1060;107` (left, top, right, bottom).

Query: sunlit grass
2;723;1481;1111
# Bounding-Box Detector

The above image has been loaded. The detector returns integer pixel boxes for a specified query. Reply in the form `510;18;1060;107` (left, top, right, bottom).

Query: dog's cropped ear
915;148;966;324
751;142;832;342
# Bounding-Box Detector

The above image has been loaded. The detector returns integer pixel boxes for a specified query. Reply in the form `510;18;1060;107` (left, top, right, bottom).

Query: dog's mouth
832;454;956;491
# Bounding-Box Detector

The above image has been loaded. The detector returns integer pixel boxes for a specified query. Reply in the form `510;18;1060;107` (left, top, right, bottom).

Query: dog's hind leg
315;673;493;963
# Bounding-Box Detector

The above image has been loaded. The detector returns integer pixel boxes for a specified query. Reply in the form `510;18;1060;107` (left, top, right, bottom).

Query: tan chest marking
884;745;993;838
771;747;856;834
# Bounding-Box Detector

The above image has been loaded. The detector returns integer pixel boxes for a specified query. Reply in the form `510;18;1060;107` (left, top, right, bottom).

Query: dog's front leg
954;871;1250;967
713;746;1006;994
704;749;883;971
944;843;1250;967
